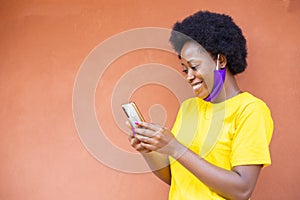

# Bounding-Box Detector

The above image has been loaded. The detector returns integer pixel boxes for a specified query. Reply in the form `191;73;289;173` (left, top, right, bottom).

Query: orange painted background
1;0;300;199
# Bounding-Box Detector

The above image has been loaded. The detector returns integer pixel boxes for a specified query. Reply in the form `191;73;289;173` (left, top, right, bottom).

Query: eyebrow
187;59;198;63
181;59;199;65
180;56;198;61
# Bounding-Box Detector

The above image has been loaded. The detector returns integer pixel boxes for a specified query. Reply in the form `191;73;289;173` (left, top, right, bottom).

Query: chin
195;92;209;99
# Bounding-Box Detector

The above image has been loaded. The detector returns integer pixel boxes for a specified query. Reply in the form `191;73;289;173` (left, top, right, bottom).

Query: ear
218;54;227;69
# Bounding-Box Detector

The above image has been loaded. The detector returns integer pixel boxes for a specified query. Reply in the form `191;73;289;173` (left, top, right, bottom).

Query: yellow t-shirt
169;92;273;200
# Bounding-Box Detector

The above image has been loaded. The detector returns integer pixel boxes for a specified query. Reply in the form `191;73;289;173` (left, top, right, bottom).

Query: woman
129;11;273;200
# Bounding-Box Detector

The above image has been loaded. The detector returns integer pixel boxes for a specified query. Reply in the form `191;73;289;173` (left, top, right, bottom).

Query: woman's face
180;41;216;99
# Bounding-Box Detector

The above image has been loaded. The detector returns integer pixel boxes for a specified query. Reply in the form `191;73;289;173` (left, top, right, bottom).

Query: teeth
193;83;202;91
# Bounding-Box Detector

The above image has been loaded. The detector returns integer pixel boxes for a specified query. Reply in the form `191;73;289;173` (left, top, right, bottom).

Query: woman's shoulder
233;92;269;107
230;92;272;117
179;92;271;113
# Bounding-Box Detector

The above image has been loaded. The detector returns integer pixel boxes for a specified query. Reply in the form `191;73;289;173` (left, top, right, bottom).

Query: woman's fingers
128;121;174;154
135;134;157;144
135;143;151;153
129;136;138;145
135;121;161;132
134;127;156;137
128;135;152;153
140;142;156;151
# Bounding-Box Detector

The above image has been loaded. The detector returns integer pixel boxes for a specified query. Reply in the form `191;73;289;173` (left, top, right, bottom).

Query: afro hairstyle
169;11;247;75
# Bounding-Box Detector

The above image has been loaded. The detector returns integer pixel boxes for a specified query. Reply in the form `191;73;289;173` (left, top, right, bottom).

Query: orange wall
1;0;299;199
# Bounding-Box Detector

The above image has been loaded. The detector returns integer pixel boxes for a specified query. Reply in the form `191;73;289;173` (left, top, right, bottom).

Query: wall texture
0;0;299;199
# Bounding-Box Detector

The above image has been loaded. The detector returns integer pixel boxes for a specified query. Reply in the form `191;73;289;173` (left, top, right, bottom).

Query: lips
191;80;203;92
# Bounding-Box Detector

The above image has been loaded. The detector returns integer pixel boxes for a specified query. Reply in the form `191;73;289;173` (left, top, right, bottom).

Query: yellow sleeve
230;101;274;168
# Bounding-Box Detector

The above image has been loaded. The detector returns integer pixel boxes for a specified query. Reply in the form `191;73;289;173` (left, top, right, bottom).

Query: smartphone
122;102;145;128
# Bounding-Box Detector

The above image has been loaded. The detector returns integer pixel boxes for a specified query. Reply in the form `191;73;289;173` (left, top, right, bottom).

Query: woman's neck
211;70;241;103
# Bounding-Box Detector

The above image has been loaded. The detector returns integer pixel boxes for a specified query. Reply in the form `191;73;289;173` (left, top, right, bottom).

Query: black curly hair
169;11;247;75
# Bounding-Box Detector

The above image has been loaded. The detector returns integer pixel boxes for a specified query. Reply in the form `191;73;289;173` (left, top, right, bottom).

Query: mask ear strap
216;54;220;70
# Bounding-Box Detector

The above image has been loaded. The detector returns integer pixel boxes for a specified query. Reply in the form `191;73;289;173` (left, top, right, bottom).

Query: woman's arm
134;122;262;200
174;146;261;200
129;136;171;185
142;152;171;185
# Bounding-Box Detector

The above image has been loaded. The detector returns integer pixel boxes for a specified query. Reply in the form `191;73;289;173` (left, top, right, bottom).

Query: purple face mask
204;55;226;102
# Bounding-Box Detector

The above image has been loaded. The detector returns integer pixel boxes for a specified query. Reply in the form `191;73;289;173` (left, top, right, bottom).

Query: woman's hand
127;121;172;185
133;122;183;156
126;121;152;153
128;135;151;153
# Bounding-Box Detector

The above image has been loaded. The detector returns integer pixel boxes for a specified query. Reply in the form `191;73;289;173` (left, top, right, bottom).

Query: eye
182;69;188;74
191;65;199;71
181;63;188;74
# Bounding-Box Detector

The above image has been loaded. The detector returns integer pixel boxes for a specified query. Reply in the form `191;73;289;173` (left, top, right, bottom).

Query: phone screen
122;102;144;128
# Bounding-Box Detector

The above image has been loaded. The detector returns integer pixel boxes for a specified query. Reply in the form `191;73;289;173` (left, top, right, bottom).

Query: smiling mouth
191;81;203;91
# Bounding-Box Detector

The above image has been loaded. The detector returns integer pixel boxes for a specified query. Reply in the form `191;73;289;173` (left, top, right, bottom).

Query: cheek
196;68;211;80
197;70;214;91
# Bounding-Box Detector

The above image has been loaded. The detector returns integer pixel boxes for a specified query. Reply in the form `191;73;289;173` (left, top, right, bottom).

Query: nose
186;68;195;83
